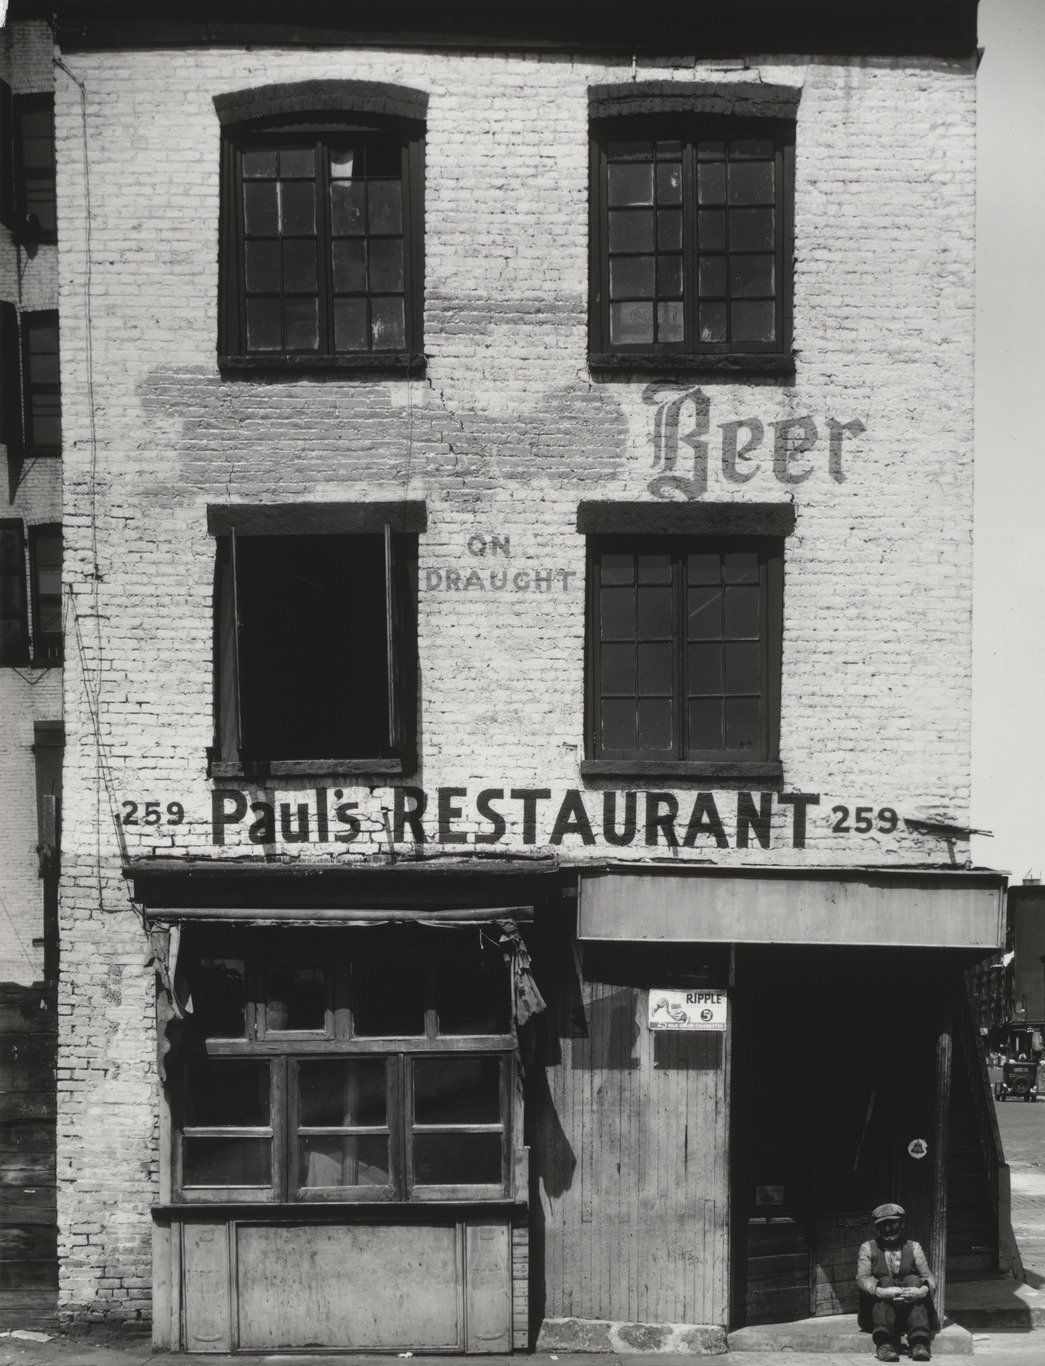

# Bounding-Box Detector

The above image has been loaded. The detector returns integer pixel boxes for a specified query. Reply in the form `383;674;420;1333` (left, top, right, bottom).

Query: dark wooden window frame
208;503;422;779
0;517;30;667
0;79;15;231
589;111;795;376
172;931;515;1207
0;519;63;670
217;89;425;375
583;532;784;782
19;309;62;457
13;92;57;245
28;522;63;668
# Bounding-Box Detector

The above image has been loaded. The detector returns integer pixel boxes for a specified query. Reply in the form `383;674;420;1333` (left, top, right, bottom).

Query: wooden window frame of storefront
165;928;519;1209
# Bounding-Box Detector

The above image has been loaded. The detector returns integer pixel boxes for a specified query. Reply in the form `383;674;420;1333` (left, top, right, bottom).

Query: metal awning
577;863;1007;950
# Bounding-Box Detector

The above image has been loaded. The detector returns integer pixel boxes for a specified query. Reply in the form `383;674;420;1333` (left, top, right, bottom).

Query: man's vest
857;1241;939;1334
869;1241;919;1282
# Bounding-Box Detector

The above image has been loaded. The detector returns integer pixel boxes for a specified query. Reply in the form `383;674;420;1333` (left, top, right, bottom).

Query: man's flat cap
872;1203;906;1222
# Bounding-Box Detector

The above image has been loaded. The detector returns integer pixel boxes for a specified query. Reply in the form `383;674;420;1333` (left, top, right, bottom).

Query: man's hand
889;1286;929;1303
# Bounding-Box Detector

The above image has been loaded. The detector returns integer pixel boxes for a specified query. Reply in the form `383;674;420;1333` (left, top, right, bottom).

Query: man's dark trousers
872;1275;933;1349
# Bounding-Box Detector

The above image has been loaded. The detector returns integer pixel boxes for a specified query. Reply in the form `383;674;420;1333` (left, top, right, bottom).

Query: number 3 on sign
831;806;898;835
121;801;185;826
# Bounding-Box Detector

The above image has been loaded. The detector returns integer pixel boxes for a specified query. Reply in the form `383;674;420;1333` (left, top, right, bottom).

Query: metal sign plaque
648;989;728;1032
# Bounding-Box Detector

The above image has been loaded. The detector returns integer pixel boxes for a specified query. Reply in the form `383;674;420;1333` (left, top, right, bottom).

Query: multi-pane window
29;524;62;666
0;304;61;456
587;537;782;766
15;94;56;242
21;311;61;453
0;520;63;669
591;120;793;363
222;125;423;366
0;520;29;666
212;522;418;770
173;931;513;1203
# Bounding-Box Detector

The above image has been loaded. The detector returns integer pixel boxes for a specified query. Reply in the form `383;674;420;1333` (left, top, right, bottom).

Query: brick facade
36;28;978;1329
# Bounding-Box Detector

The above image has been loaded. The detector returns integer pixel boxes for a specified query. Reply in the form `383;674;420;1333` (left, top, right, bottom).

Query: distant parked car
994;1058;1040;1102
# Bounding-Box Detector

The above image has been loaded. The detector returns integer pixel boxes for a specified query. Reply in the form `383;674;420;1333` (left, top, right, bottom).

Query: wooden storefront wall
528;931;729;1330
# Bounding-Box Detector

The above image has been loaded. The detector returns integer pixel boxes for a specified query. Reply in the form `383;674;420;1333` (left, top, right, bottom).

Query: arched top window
216;82;426;373
588;82;798;375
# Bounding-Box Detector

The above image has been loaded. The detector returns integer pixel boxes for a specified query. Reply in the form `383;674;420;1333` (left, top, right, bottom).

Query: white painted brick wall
46;40;975;1323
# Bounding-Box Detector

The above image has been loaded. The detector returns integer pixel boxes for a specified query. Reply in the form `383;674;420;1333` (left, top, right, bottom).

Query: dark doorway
730;948;946;1327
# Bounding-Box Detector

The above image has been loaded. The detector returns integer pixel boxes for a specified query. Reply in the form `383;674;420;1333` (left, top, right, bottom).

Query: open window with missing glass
170;929;516;1205
209;505;421;777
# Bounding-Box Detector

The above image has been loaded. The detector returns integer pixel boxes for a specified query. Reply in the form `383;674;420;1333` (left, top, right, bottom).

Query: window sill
580;758;784;784
154;1197;526;1216
209;757;413;780
219;352;426;378
588;351;795;378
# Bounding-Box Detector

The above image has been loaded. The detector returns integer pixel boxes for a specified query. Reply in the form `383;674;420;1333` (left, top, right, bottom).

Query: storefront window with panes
172;928;514;1203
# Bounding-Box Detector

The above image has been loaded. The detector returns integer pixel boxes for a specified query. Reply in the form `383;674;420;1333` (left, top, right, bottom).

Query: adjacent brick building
1;0;1010;1351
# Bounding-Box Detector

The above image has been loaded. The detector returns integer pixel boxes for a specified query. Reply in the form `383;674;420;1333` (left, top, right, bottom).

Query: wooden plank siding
529;930;729;1330
0;985;57;1297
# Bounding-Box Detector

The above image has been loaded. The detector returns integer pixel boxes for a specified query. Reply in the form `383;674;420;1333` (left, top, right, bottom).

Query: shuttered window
213;527;418;772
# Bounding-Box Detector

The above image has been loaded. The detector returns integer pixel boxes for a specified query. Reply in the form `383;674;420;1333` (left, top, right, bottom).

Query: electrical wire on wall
53;57;127;923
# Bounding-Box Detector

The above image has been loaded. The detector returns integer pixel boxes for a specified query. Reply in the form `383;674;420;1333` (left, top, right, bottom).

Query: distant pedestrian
856;1203;939;1362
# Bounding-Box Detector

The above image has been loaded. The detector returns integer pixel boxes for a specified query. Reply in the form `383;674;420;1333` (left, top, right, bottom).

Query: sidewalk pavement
3;1346;1045;1366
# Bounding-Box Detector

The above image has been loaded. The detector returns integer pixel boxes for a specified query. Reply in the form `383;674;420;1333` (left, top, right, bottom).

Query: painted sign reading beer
645;385;866;500
649;989;727;1032
192;787;902;849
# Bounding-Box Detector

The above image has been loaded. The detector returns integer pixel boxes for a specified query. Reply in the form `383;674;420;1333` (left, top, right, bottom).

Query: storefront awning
143;903;534;926
577;864;1006;950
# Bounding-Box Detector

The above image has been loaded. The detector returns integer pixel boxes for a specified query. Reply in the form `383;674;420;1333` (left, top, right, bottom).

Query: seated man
856;1202;939;1362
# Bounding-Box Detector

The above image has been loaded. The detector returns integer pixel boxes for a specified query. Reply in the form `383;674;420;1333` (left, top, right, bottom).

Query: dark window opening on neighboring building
213;525;418;771
172;930;513;1203
33;720;63;984
590;118;793;368
219;123;424;370
0;519;62;669
29;523;63;666
0;79;14;231
14;93;57;243
22;311;61;453
586;535;782;773
1;305;61;456
0;518;30;666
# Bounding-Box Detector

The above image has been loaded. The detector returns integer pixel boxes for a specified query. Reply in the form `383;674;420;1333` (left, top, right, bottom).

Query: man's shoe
911;1344;931;1361
876;1345;900;1362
